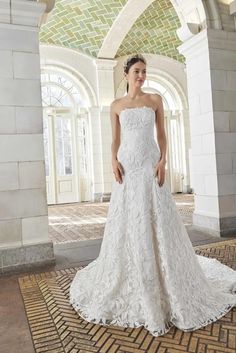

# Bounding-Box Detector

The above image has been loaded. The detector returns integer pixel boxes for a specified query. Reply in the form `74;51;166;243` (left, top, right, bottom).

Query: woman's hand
112;158;124;184
155;159;166;187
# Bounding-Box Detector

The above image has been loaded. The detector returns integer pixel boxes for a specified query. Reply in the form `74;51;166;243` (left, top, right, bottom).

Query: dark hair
123;54;146;93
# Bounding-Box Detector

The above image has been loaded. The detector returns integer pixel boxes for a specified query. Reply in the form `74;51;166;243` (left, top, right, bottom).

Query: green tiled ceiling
40;0;128;57
117;0;183;62
40;0;184;62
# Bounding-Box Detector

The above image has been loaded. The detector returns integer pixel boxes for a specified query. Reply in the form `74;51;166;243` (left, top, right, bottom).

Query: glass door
55;113;78;203
43;109;79;204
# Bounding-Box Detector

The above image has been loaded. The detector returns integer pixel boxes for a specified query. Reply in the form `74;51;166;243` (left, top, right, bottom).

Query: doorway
43;107;92;204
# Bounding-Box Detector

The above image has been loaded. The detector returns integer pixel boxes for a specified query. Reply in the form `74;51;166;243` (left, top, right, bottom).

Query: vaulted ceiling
40;0;184;62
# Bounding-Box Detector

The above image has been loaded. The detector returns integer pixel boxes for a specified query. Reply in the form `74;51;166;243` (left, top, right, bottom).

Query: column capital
0;0;55;27
95;58;118;71
178;28;209;59
178;28;236;60
176;23;201;42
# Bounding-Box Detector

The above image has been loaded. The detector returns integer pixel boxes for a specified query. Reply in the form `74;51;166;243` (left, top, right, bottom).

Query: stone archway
98;0;208;59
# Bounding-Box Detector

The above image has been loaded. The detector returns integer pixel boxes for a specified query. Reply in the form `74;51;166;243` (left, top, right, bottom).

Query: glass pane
62;119;71;138
77;118;88;174
65;156;72;175
147;80;166;94
41;72;88;106
64;139;72;155
41;85;72;107
170;119;179;170
55;117;73;176
164;91;175;110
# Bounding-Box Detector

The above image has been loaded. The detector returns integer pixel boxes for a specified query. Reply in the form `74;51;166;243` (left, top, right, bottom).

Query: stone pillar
0;0;55;272
95;58;117;201
179;28;236;237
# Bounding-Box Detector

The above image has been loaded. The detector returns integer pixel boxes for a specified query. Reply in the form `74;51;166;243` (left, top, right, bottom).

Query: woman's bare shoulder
148;92;162;103
111;98;127;115
146;93;162;111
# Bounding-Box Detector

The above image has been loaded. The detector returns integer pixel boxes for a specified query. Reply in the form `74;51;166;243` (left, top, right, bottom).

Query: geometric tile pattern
48;194;193;244
19;239;236;353
48;202;107;243
117;0;184;62
39;0;184;62
194;240;236;271
40;0;128;58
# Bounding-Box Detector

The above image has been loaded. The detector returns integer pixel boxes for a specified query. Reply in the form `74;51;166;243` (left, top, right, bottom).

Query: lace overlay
70;106;236;336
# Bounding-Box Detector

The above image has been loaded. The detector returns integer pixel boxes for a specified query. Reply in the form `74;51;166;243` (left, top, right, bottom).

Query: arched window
142;78;186;193
41;71;89;108
143;79;179;111
41;70;92;204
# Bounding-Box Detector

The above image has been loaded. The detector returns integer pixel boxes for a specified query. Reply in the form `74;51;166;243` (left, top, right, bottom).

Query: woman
70;54;236;337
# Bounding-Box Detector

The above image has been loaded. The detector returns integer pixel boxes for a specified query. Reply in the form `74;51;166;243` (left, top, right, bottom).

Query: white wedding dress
70;106;236;337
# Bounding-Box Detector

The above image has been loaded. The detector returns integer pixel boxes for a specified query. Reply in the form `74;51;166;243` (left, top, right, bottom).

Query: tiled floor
18;240;236;353
48;194;194;244
3;239;236;353
1;195;236;353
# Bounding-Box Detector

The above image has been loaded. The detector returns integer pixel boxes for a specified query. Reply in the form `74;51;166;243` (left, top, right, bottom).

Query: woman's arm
153;94;167;186
155;94;167;163
110;101;124;183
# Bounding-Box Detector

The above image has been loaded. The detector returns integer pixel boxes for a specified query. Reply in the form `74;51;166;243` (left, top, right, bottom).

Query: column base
93;192;111;202
193;212;236;237
101;192;111;202
0;241;55;274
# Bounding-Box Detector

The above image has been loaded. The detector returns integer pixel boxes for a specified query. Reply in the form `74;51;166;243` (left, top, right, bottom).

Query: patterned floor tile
48;194;194;244
19;239;236;353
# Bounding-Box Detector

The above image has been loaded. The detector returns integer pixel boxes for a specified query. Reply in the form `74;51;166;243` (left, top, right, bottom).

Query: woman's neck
126;88;145;100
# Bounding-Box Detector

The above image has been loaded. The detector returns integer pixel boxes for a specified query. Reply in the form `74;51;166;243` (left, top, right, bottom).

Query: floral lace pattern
70;106;236;337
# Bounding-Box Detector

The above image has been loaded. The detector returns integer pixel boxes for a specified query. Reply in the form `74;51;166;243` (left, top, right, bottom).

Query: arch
116;68;187;111
98;0;207;59
202;0;222;29
41;69;90;108
41;63;97;108
98;0;154;58
115;54;188;111
41;66;94;204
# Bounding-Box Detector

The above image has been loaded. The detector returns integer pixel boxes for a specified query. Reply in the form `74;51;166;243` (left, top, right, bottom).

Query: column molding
0;0;47;26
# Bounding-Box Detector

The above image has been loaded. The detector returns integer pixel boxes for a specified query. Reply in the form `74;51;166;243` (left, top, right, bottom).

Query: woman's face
126;61;146;89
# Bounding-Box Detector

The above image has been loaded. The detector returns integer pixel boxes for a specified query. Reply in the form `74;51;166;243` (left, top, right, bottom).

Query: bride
70;54;236;337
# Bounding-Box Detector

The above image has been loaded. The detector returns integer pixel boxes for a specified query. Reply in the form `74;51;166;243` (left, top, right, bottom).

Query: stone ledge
193;212;236;237
0;241;55;274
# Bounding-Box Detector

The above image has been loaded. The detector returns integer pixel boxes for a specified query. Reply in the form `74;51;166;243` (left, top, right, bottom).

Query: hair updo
123;54;146;93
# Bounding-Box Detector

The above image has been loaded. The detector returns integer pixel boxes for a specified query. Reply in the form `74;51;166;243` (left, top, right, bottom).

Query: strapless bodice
117;106;160;175
119;105;155;131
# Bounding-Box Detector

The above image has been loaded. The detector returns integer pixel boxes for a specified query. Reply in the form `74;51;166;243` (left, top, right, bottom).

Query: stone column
179;28;236;237
95;58;117;201
0;0;55;272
